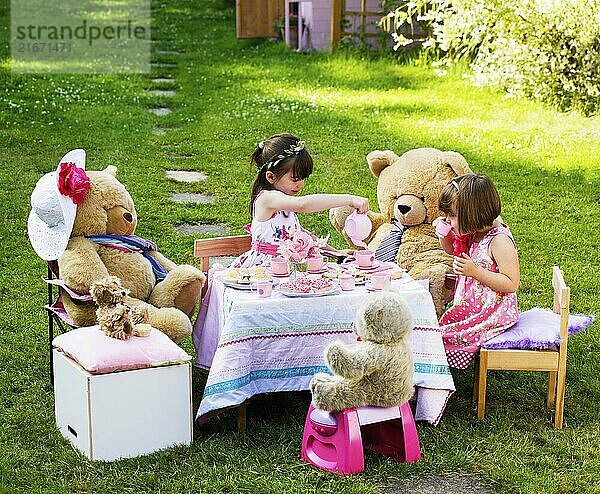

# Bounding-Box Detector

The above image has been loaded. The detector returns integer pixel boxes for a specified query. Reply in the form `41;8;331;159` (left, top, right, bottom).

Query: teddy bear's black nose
123;212;133;223
397;205;411;215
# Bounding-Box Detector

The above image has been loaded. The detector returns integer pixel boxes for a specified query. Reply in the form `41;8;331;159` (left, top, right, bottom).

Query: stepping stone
166;170;207;182
175;223;228;236
149;89;176;97
166;154;194;159
380;474;491;494
170;193;214;204
151;62;176;68
153;128;167;136
151;78;175;84
149;107;171;116
157;50;181;55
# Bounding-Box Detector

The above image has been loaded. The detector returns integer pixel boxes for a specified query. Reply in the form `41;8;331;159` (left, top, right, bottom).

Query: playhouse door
236;0;284;38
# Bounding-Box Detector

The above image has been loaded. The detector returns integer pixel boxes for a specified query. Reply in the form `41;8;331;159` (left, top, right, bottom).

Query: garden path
148;44;225;237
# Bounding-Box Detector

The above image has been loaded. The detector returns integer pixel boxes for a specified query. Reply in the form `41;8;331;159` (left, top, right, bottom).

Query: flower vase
290;260;307;279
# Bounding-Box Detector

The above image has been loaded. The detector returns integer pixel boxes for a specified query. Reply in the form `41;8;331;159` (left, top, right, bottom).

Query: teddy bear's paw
146;306;192;343
309;372;333;393
149;265;205;317
133;323;153;337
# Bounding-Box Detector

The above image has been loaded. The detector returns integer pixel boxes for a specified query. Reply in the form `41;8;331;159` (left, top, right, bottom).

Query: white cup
270;257;289;276
370;271;391;290
356;250;375;268
307;255;324;272
435;219;452;238
339;273;355;291
256;280;272;298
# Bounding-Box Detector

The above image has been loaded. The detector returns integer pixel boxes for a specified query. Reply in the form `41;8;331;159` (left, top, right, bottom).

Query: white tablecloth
193;270;455;426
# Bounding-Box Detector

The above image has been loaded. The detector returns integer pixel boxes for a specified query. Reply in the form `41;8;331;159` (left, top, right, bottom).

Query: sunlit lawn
1;0;599;492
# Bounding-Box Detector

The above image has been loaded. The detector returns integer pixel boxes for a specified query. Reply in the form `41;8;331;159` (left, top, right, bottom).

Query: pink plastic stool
300;402;421;475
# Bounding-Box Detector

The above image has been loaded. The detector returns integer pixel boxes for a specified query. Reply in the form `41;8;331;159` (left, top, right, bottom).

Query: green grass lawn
1;0;599;492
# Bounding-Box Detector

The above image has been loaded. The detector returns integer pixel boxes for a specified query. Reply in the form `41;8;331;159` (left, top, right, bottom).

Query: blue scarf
86;234;168;282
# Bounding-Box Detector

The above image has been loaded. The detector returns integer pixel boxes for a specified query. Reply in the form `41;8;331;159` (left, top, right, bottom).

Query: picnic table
193;269;455;426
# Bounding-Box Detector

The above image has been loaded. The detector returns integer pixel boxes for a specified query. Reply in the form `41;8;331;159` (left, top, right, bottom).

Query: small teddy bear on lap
90;276;153;340
309;291;414;412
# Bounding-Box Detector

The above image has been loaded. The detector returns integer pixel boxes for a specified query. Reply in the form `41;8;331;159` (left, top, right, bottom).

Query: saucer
307;267;327;274
365;282;383;292
347;260;381;271
267;269;290;278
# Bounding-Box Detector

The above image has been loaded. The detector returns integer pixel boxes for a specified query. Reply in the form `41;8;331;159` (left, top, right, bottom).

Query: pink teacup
370;271;391;290
307;255;324;272
270;257;289;276
256;280;273;298
356;250;375;268
339;273;355;291
435;218;452;238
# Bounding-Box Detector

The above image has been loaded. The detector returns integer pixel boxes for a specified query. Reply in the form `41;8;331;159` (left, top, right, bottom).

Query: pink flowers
277;228;328;263
57;161;91;204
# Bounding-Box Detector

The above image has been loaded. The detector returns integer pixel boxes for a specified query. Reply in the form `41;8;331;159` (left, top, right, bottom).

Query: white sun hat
28;149;89;261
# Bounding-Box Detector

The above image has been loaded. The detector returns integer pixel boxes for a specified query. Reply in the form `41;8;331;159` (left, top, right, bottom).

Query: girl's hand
453;253;480;278
350;196;369;214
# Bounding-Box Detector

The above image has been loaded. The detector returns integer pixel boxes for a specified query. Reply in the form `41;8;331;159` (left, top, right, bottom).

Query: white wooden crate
53;349;192;461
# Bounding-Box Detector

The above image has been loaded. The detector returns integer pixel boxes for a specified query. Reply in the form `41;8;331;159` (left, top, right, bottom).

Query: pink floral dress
440;224;519;369
231;211;300;268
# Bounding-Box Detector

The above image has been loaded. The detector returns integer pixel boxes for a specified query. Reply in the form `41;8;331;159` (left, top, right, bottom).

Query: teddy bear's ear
367;150;400;178
442;151;472;177
103;165;118;177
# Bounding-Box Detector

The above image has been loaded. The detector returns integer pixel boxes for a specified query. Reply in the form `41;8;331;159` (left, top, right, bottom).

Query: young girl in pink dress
435;174;520;369
232;133;369;268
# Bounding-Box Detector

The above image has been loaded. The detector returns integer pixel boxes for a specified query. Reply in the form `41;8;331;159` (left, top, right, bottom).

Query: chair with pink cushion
300;402;421;475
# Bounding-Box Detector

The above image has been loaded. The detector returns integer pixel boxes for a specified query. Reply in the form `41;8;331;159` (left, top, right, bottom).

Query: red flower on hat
57;161;91;204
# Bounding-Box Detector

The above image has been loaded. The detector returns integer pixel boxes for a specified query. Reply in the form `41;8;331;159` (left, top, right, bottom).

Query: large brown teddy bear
330;148;472;315
59;165;205;342
28;154;207;343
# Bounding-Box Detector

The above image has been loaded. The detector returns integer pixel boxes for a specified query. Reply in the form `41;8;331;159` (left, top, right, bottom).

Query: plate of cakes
322;266;368;285
277;277;339;297
222;267;273;290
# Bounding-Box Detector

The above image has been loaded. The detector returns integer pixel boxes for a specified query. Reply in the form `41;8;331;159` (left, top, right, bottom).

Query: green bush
382;0;600;115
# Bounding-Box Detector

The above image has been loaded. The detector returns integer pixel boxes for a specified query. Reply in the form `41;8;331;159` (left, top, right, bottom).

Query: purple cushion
482;308;595;350
53;325;191;374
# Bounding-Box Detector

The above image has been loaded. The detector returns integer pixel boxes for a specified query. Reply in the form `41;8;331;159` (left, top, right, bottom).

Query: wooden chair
193;234;251;431
194;234;251;289
473;266;570;429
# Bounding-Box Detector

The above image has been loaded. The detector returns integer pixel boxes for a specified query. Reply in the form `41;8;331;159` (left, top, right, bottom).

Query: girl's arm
453;234;520;293
255;190;369;221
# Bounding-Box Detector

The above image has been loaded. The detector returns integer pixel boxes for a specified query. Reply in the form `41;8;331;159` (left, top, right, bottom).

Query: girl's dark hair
439;173;501;234
248;133;313;216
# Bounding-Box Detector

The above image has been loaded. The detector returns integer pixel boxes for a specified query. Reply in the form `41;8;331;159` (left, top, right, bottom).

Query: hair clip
258;141;265;149
292;141;305;152
451;180;459;191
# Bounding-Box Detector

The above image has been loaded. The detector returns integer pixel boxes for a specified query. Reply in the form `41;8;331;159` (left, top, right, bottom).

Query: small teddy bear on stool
90;276;153;340
309;291;414;411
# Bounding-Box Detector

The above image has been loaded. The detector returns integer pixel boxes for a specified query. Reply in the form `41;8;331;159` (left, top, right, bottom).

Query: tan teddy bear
330;148;472;315
90;276;152;340
28;149;205;343
309;291;414;412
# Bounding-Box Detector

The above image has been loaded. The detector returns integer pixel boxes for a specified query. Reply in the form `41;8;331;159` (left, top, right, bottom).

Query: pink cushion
52;326;191;374
482;308;594;350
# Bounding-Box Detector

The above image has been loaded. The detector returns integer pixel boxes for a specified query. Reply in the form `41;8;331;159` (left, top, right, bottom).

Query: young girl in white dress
232;133;369;268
